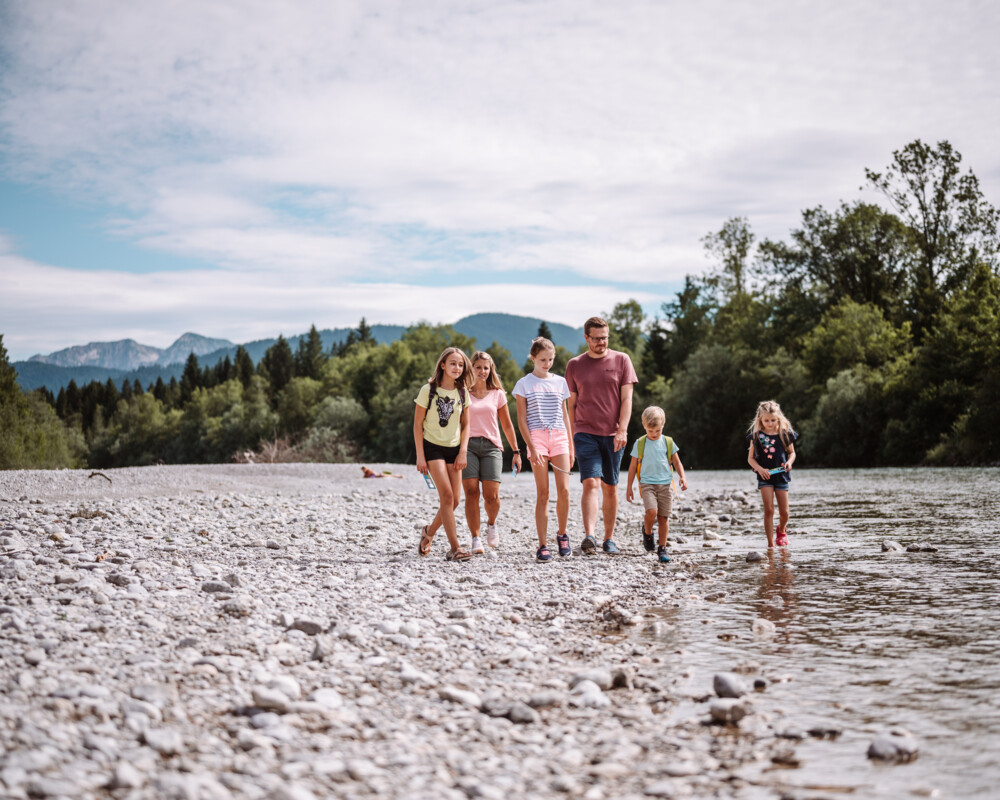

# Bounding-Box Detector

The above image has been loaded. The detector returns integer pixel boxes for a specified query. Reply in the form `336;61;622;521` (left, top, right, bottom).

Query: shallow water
643;467;1000;799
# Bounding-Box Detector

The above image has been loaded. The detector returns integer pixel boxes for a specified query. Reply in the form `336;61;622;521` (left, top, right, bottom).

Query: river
643;467;1000;799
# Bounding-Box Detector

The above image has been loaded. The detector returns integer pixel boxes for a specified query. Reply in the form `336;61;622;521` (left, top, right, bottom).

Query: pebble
713;672;747;698
868;730;919;762
0;464;864;800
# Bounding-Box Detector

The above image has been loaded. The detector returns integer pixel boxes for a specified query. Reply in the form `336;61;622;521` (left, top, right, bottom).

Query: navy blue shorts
574;432;624;485
757;472;790;491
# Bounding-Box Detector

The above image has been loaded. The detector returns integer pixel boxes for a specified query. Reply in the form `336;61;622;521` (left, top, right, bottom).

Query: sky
1;0;998;361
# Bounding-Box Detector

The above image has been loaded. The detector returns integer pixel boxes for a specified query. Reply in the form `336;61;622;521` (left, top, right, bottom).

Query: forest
2;140;998;470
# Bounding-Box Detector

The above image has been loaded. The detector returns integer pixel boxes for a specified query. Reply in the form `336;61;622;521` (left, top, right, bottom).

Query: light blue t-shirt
630;435;677;485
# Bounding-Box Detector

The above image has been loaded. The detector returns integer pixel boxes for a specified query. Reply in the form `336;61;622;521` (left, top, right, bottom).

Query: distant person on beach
565;316;638;555
414;347;474;561
747;400;798;548
514;337;574;562
462;351;522;553
625;405;687;563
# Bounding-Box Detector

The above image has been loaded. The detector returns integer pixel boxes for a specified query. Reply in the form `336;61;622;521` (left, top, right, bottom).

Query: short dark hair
584;316;608;336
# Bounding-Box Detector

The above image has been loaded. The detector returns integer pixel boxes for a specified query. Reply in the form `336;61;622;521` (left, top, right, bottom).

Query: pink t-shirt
467;389;508;449
564;350;638;436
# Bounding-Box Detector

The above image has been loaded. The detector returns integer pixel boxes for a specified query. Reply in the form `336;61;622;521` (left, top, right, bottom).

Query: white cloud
2;0;999;355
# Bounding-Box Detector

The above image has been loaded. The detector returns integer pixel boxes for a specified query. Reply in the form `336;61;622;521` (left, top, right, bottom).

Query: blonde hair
429;347;474;393
528;337;555;358
470;350;504;391
748;400;794;446
641;406;665;428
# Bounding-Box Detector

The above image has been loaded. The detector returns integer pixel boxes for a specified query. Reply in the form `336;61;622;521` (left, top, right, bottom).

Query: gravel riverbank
2;463;809;800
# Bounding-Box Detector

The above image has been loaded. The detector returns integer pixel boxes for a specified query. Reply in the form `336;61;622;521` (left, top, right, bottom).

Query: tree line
1;139;998;470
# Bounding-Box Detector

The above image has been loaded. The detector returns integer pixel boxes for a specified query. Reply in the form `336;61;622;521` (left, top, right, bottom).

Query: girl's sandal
418;525;434;557
445;548;472;562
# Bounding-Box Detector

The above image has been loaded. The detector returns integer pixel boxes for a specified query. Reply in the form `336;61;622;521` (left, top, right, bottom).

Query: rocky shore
2;463;816;799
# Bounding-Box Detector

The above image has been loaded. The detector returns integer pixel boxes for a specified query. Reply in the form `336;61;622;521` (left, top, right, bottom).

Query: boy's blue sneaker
556;533;571;557
580;535;597;555
641;522;654;552
657;545;671;563
602;539;620;554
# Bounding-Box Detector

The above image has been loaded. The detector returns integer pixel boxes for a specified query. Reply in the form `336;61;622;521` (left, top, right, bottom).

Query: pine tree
234;346;254;388
295;325;325;380
259;335;293;395
180;353;201;403
537;321;553;341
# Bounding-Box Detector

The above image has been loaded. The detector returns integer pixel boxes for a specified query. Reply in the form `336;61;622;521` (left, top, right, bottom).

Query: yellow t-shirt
415;383;469;447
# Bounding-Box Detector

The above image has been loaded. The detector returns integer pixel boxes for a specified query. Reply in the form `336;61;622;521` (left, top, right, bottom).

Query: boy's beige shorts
640;483;673;516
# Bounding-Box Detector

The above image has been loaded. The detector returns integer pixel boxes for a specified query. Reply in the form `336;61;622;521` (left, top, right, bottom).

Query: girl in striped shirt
514;337;575;561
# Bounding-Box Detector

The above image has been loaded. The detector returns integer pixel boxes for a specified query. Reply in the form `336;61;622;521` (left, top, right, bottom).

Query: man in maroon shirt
565;316;638;554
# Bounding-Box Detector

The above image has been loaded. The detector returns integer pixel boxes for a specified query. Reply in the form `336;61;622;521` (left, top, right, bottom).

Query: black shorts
423;439;461;464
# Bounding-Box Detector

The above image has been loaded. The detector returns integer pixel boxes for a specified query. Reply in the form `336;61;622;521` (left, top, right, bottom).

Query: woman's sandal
418;525;434;557
445;548;472;562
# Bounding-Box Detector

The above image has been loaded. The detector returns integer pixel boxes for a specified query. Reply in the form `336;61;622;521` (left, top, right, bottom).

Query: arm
454;407;470;472
562;398;575;467
748;441;769;479
497;401;522;473
614;382;634;451
625;456;638;502
784;443;795;471
414;406;428;475
671;453;688;491
516;395;541;467
567;391;578;432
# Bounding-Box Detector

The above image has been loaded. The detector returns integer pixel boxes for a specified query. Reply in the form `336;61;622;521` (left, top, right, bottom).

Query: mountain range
13;314;584;392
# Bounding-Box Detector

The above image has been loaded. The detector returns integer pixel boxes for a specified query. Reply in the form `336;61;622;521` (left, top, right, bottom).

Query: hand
416;458;428;475
756;466;770;480
783;461;792;472
454;452;468;472
679;477;688;491
626;486;634;503
530;448;545;468
512;453;522;471
613;429;628;451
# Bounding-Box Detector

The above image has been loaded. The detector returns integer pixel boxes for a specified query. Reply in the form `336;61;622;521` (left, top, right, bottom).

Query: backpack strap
636;435;647;482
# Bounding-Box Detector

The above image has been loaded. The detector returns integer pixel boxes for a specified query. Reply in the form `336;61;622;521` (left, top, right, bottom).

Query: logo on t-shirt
436;396;456;427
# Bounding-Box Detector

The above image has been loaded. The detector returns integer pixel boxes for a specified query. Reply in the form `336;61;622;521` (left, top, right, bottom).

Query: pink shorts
530;428;570;458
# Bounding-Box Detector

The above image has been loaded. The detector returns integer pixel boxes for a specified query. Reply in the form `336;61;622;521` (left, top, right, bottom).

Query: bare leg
482;481;500;525
760;486;776;548
463;479;481;538
551;454;571;534
601;481;618;541
581;477;601;538
775;489;790;534
657;514;669;547
428;460;462;551
530;457;551;546
643;508;657;537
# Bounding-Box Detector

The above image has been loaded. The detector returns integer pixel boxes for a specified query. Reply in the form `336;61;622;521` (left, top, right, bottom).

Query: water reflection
641;468;1000;799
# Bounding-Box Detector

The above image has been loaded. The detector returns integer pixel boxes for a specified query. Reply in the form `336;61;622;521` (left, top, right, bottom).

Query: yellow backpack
636;435;674;483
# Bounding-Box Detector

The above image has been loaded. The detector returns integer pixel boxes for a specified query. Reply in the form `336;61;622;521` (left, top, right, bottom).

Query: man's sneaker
657;545;671;563
556;533;571;557
775;527;789;547
536;545;553;562
471;536;485;554
581;535;597;555
486;523;499;548
602;539;620;554
641;522;654;552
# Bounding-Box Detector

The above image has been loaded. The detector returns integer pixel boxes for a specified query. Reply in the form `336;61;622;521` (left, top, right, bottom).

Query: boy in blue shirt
625;406;687;562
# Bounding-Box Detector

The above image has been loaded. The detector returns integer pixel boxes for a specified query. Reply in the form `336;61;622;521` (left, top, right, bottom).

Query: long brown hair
428;347;474;400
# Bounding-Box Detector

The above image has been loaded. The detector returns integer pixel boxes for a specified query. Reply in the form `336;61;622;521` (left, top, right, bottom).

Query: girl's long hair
470;351;504;391
429;347;474;393
748;400;794;447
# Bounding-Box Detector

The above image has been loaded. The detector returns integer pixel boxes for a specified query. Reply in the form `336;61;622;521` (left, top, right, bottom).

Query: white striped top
513;373;570;431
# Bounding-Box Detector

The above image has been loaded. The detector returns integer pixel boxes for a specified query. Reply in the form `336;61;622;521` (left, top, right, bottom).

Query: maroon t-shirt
564;350;638;436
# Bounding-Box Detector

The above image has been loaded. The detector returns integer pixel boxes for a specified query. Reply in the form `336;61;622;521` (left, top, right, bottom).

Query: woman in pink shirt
462;351;522;553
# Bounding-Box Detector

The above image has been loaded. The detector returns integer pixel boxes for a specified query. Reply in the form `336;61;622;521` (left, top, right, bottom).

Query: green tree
865;139;1000;337
703;216;755;300
180;353;201;404
536;321;553;341
258;336;294;398
234;345;254;388
605;299;644;357
295;324;326;380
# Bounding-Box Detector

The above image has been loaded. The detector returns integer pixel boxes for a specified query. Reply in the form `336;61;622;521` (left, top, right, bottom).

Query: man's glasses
588;336;609;342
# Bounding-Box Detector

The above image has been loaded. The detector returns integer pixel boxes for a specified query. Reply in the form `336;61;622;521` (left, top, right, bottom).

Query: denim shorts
757;472;790;491
574;432;624;485
462;436;503;482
